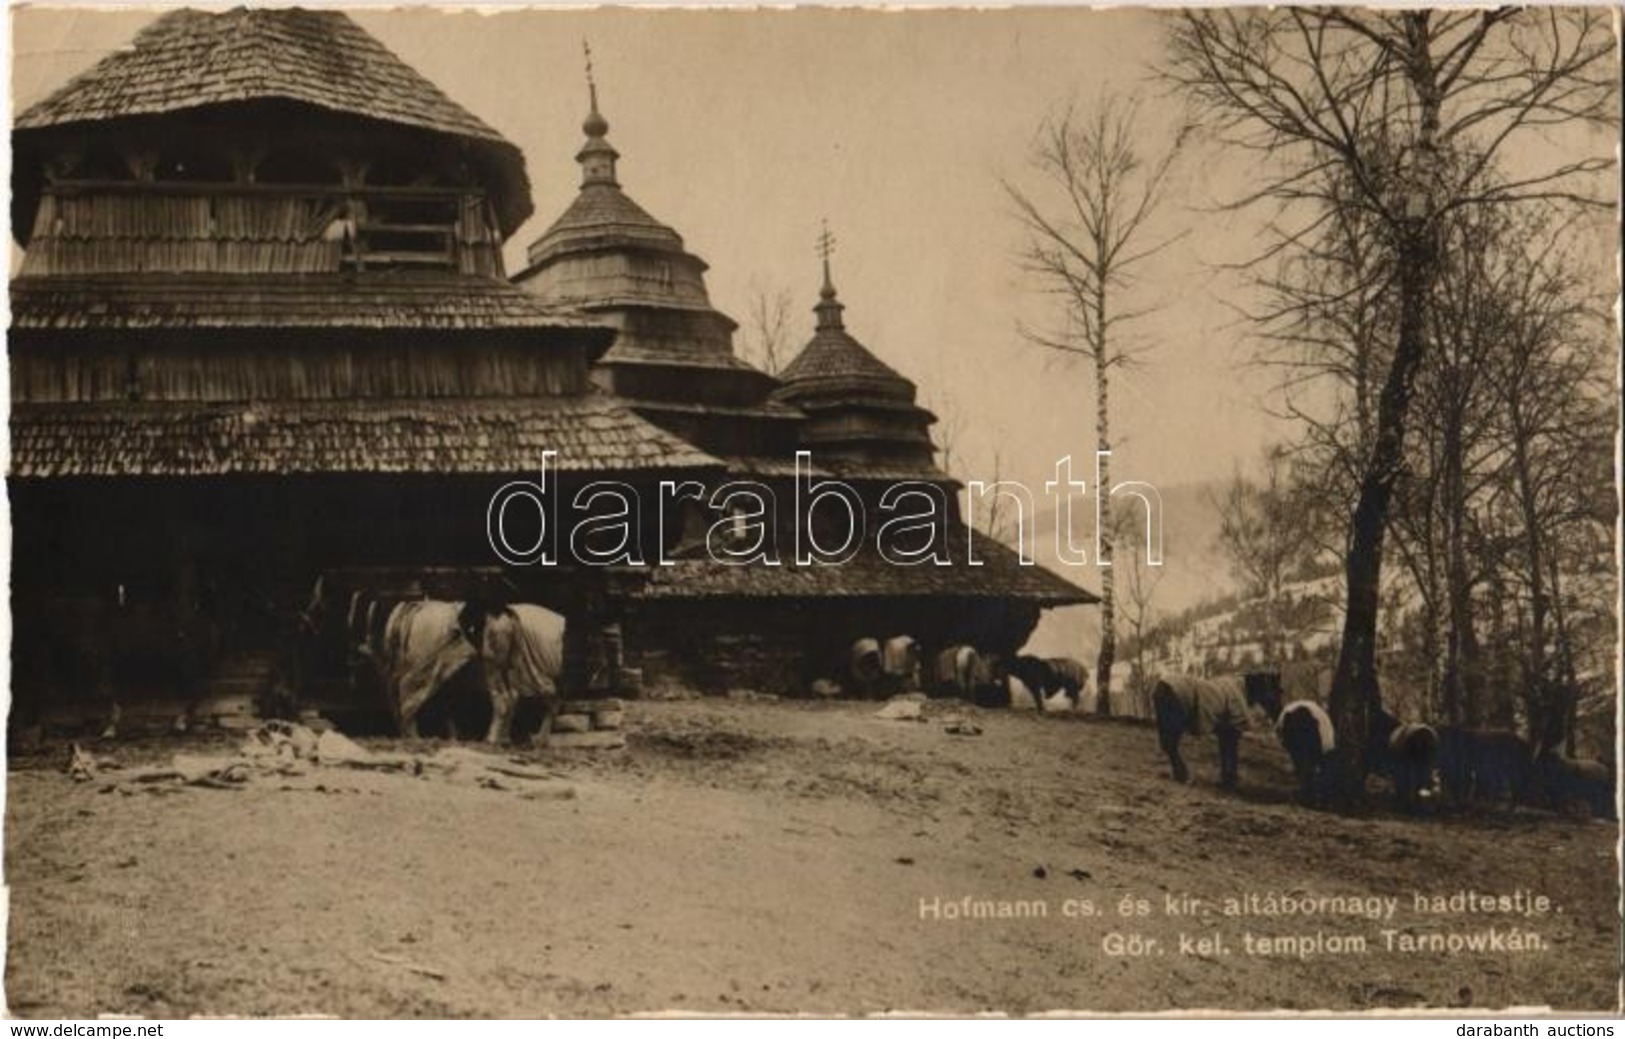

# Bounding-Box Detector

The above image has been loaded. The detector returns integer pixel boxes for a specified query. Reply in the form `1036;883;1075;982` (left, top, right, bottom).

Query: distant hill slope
1018;478;1231;660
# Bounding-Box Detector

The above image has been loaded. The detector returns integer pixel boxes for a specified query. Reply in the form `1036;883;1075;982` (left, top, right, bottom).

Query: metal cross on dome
816;221;837;264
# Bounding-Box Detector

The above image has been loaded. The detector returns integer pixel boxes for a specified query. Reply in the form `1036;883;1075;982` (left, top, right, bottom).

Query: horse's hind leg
1066;680;1083;711
1166;742;1189;783
1588;780;1615;821
486;687;517;746
1291;753;1315;804
1217;728;1241;789
1395;764;1422;813
1153;691;1190;782
532;697;558;749
1309;761;1331;808
1159;729;1189;783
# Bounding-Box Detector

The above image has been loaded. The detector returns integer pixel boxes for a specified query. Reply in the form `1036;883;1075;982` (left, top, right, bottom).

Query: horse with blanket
931;644;1000;704
1275;700;1336;806
1152;672;1282;788
850;636;921;697
1000;656;1089;712
1368;708;1438;813
360;598;565;745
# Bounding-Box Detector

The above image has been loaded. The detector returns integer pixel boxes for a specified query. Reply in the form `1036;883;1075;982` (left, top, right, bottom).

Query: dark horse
1152;672;1283;789
1276;699;1336;807
996;655;1090;711
1045;657;1090;709
1369;708;1438;813
1436;726;1534;808
1532;746;1616;820
1002;655;1059;710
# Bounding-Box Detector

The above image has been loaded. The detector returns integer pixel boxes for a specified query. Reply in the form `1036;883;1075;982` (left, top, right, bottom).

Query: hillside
1021;478;1230;663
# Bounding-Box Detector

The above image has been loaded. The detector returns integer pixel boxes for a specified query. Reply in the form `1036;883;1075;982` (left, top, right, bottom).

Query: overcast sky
9;7;1619;505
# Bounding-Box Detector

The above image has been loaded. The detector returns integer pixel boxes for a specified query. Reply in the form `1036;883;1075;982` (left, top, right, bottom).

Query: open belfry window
254;146;342;186
154;146;233;184
342;192;465;273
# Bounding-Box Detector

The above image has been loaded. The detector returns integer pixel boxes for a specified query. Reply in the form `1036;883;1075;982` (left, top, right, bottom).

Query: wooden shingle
636;528;1097;606
10;273;609;331
10;397;722;477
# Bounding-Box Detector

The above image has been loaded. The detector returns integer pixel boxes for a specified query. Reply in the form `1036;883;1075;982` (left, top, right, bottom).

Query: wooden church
7;7;1093;731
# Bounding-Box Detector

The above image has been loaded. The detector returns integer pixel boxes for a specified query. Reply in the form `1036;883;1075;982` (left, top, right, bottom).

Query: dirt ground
4;698;1620;1017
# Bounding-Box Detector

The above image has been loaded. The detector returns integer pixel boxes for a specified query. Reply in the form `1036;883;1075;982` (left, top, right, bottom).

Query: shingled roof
526;185;686;268
777;318;913;398
13;8;533;235
633;526;1096;606
9;273;610;333
771;262;943;481
522;86;684;268
776;271;925;406
10;397;722;478
776;331;911;394
517;88;782;413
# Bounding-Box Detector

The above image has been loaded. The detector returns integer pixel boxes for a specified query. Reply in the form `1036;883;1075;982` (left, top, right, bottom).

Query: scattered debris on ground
874;698;925;722
66;744;102;781
872;695;995;735
725;689;781;702
66;721;579;801
371;951;448;981
11;698;1618;1017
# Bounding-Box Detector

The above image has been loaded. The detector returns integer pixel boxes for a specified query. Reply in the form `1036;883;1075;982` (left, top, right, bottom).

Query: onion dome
514;77;780;416
525;77;696;267
517;83;700;298
575;83;618;184
774;255;940;474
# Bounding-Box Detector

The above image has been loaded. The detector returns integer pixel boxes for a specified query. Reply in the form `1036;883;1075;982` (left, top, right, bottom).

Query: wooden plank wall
11;339;587;402
20;190;502;277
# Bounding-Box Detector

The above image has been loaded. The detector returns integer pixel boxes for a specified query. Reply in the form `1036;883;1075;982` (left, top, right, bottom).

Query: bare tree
743;283;794;376
930;391;969;480
1349;200;1525;725
1166;8;1615;796
1005;92;1185;715
977;446;1018;547
1118;499;1166;720
1476;214;1614;753
1213;446;1311;668
1269;177;1614;741
936;396;1022;551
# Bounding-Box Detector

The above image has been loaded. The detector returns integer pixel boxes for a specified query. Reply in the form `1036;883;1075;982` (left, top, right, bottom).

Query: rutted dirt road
5;698;1618;1016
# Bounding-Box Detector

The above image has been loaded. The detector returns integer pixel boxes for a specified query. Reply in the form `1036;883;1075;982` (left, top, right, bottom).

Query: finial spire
582;39;608;138
814;220;845;331
817;220;838;298
576;39;618;187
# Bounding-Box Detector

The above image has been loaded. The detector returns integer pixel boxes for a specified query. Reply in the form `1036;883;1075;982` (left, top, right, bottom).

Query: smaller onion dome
774;248;940;473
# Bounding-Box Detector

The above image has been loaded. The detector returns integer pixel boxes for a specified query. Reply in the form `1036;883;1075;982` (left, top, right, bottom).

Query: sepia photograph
2;3;1620;1019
